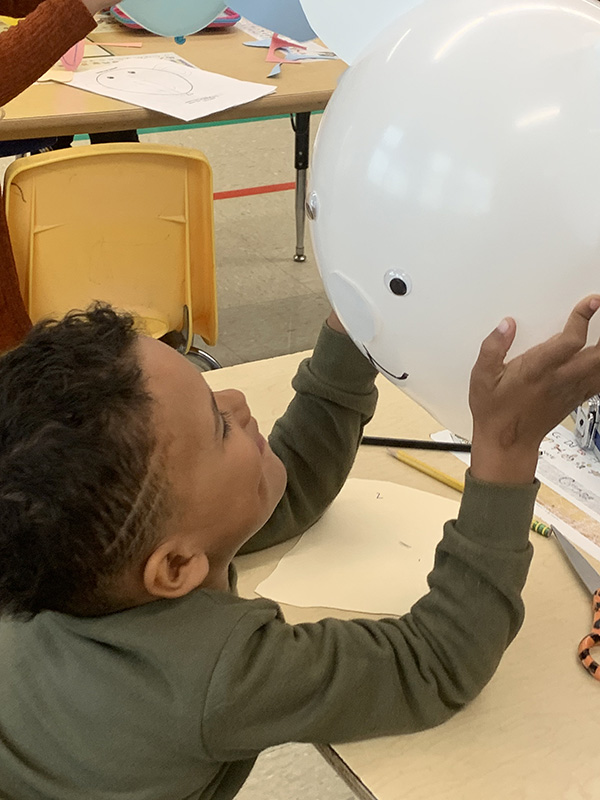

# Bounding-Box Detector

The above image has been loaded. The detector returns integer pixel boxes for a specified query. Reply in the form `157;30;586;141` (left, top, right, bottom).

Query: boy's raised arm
203;470;535;757
239;313;379;553
207;297;600;755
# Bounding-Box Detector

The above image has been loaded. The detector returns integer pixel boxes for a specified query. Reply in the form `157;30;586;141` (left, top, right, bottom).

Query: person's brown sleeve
0;0;95;107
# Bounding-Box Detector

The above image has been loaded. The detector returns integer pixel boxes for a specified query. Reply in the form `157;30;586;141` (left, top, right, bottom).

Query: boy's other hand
469;295;600;484
326;310;348;336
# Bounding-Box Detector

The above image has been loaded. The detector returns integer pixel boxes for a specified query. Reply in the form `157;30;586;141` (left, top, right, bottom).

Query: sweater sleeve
239;323;379;553
0;0;46;16
0;0;95;108
202;472;537;759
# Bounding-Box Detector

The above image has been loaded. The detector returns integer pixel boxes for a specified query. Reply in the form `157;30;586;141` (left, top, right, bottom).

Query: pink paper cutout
266;33;306;64
60;39;85;71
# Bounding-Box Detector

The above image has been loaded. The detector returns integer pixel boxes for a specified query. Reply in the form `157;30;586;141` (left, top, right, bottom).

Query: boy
0;297;599;799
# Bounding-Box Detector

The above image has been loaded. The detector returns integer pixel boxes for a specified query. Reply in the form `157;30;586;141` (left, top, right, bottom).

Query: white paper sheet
536;427;600;521
37;43;112;83
237;16;275;40
256;479;459;616
83;42;112;58
67;53;276;121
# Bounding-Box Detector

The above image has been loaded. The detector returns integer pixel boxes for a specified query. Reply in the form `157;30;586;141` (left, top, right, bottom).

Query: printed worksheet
68;52;276;121
432;425;600;558
433;425;600;523
536;426;600;522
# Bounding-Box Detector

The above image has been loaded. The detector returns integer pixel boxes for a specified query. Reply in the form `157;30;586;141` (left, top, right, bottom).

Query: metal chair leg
291;112;311;263
186;345;222;371
160;307;222;371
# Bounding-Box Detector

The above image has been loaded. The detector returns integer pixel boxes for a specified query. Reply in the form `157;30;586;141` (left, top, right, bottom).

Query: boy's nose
214;389;251;427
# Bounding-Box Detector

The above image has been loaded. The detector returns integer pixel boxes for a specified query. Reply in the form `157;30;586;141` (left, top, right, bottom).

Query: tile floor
0;116;358;800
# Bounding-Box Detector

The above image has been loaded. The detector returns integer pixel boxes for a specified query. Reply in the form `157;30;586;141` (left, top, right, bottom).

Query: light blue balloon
117;0;225;38
233;0;316;42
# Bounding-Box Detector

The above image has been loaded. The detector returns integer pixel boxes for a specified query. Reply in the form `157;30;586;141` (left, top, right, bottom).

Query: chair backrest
3;143;217;348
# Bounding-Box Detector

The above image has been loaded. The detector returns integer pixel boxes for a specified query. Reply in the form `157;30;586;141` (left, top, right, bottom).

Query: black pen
361;436;471;453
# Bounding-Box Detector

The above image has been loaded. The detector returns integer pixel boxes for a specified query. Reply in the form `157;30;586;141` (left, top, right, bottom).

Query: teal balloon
233;0;316;41
117;0;225;38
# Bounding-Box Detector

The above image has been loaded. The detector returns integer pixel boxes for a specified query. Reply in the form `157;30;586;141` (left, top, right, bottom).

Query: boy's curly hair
0;304;170;618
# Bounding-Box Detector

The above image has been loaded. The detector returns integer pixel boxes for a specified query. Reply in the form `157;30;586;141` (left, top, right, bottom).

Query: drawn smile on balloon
365;349;408;381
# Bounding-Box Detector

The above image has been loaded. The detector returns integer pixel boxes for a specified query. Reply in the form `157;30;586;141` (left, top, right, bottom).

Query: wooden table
205;349;600;800
0;25;346;260
0;26;345;138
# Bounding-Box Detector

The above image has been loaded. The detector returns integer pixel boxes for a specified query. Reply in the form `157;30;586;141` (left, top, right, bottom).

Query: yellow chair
3;142;220;369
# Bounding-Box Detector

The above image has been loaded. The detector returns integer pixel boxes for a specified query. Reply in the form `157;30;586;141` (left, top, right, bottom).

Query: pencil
361;436;471;452
386;448;552;537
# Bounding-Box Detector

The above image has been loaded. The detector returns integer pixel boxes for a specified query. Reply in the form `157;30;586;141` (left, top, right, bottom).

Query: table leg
291;112;311;263
315;745;377;800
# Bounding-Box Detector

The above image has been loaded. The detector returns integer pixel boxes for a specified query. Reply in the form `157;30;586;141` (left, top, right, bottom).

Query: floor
0;116;357;800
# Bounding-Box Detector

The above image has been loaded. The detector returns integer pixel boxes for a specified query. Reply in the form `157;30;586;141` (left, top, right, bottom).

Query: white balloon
309;0;600;439
299;0;421;64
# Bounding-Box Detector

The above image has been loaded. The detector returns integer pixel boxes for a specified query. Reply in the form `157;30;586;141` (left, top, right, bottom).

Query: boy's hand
469;295;600;484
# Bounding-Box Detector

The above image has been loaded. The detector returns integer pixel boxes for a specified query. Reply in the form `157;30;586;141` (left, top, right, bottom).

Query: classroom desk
0;26;346;260
0;26;345;137
205;350;600;800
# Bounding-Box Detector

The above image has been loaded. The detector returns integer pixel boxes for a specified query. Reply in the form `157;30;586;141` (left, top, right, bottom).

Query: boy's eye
220;411;232;439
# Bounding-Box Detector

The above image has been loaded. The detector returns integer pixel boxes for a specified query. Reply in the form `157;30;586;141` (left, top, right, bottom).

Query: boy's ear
143;539;210;599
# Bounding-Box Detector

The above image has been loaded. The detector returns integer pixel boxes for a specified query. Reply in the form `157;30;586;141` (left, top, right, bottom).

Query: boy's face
137;336;287;584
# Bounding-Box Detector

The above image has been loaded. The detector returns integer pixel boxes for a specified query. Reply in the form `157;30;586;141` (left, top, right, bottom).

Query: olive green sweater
0;325;537;799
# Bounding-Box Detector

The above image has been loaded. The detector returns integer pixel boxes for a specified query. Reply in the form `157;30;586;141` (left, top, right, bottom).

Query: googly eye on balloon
384;272;412;298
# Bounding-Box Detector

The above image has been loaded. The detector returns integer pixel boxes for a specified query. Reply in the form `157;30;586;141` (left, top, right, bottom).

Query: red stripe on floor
214;181;296;200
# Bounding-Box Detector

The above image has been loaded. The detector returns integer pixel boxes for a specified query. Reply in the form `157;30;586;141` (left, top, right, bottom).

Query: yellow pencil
386;448;552;537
